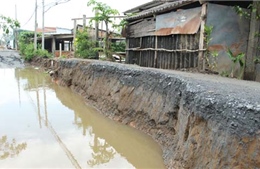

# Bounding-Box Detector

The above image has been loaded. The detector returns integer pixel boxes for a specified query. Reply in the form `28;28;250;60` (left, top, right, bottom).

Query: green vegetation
0;15;20;48
87;0;120;59
18;32;52;61
204;25;213;46
0;15;20;34
74;28;96;59
204;25;218;71
111;41;126;52
234;3;260;19
227;48;245;79
207;51;219;71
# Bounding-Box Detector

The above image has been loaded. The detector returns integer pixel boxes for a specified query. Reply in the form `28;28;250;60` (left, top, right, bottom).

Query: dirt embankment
31;57;260;169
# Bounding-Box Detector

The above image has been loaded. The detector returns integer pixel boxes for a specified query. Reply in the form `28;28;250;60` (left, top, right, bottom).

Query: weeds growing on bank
18;32;52;61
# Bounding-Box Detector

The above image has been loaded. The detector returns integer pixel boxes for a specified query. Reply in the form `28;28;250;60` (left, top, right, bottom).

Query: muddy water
0;67;165;169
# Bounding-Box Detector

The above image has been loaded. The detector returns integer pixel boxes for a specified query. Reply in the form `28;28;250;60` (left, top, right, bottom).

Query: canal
0;67;165;168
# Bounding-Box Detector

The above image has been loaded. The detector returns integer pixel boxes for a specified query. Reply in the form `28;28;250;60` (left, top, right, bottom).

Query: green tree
75;28;96;59
0;15;20;48
0;15;20;34
18;31;51;61
87;0;120;59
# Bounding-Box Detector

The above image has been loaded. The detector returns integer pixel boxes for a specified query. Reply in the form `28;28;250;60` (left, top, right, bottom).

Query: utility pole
34;0;38;50
14;4;17;50
42;0;45;50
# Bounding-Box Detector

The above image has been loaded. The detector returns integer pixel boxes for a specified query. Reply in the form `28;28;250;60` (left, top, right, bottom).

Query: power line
44;0;72;13
22;10;36;27
37;0;72;12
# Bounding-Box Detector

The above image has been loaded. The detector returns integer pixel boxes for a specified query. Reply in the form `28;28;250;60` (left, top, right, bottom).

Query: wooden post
59;43;62;57
83;15;86;28
154;36;158;68
95;10;99;59
244;1;260;80
73;20;77;51
140;37;142;65
126;38;130;63
198;3;207;71
52;37;56;56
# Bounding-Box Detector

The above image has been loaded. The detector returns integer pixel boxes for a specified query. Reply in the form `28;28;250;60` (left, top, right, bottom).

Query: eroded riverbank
31;57;260;169
0;67;165;168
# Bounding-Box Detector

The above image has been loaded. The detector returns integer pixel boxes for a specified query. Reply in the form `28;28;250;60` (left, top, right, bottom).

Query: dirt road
0;50;24;68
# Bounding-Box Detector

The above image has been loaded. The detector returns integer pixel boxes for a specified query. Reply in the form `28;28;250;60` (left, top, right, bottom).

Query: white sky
0;0;151;31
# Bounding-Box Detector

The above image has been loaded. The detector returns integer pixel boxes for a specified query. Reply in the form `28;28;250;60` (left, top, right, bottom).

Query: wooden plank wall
126;18;155;37
126;33;200;70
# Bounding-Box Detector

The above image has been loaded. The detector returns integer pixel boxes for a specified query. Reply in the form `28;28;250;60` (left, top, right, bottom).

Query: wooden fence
126;33;200;69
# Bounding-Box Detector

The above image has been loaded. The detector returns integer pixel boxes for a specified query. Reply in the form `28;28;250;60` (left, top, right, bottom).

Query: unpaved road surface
0;50;24;68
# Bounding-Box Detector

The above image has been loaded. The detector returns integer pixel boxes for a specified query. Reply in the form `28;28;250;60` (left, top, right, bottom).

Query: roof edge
125;0;197;21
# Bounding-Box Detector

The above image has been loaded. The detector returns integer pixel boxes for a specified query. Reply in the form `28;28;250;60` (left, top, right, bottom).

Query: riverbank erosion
31;57;260;169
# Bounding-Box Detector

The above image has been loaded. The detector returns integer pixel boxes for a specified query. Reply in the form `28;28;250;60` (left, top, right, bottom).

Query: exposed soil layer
31;57;260;169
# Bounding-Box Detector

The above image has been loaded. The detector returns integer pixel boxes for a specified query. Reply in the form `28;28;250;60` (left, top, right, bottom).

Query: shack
123;0;252;78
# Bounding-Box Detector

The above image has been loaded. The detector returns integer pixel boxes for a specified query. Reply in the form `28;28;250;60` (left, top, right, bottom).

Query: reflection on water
0;136;27;160
87;136;116;167
0;67;165;168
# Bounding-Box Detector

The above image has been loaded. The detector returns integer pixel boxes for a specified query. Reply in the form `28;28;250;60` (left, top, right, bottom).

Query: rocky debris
0;50;24;68
31;57;260;169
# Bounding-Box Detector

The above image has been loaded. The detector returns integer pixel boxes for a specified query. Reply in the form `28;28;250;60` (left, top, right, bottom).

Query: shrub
111;41;126;52
35;49;52;58
75;28;97;59
23;43;35;61
22;42;52;61
18;32;52;61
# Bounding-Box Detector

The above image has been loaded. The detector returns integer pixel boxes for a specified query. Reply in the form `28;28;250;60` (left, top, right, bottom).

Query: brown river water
0;67;165;169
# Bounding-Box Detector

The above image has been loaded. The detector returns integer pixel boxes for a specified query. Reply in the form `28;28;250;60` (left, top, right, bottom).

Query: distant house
36;27;72;35
123;0;254;79
76;24;125;44
36;25;125;57
37;27;74;57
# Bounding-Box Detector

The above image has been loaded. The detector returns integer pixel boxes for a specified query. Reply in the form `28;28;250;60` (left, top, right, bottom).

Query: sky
0;0;151;31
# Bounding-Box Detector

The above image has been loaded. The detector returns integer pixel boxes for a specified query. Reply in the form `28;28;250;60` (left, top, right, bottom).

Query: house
123;0;254;79
36;27;74;57
37;25;125;58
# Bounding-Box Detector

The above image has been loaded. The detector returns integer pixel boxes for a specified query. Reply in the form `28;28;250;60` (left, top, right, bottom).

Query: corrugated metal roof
123;1;166;14
36;27;56;33
126;0;196;21
155;6;201;35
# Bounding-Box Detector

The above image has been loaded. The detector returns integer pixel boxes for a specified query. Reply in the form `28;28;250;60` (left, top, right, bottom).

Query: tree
75;28;96;59
0;135;27;160
87;0;120;59
0;15;20;34
0;15;20;48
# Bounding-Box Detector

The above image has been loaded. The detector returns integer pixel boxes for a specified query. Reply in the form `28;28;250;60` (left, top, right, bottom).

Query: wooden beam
198;3;207;71
244;1;260;80
126;38;130;63
71;16;125;21
154;36;158;68
126;47;205;52
95;10;99;59
73;20;77;51
52;37;56;55
83;15;86;28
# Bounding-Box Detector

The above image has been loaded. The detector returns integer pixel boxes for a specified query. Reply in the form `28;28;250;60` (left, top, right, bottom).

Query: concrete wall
207;3;250;77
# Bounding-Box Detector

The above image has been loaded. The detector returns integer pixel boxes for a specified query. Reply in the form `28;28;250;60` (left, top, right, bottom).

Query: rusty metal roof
155;6;201;35
125;0;196;21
